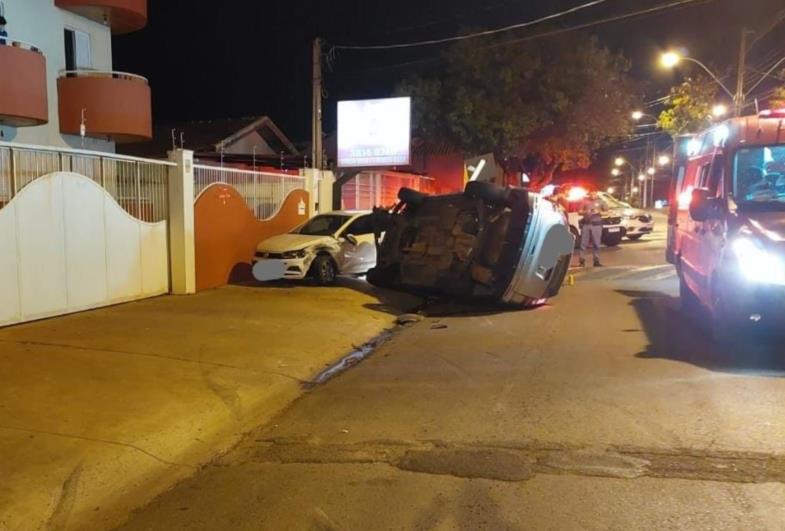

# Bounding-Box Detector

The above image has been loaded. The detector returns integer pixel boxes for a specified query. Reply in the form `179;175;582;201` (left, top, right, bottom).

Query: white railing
0;141;174;223
0;37;43;53
58;69;149;84
194;164;306;220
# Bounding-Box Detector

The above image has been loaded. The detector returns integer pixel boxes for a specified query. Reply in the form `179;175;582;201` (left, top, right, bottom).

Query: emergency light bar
760;109;785;118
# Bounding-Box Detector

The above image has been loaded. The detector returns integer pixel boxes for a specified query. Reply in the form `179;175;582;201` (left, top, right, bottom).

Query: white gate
0;143;173;327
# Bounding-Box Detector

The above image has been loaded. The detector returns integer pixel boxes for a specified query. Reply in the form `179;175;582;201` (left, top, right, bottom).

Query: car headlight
281;249;307;260
732;237;785;285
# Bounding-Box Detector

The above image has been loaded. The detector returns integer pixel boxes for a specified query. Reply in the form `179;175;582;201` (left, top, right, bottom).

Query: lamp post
660;50;737;112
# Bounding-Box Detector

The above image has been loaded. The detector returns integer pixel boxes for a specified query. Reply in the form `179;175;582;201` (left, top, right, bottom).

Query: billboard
337;97;411;168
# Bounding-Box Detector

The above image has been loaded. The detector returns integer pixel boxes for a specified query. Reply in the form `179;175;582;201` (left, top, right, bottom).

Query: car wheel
603;233;623;247
367;265;398;289
627;234;643;241
398;187;426;207
311;255;337;285
464;181;510;205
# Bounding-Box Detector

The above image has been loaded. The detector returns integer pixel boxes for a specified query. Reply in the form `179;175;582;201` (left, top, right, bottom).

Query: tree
657;76;719;137
770;86;785;109
395;33;639;187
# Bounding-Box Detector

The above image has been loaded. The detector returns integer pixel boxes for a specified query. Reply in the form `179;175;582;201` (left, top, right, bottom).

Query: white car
594;192;655;241
253;211;377;285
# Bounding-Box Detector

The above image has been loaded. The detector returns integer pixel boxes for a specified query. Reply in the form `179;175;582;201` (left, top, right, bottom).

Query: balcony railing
0;38;48;127
55;0;148;34
57;69;152;143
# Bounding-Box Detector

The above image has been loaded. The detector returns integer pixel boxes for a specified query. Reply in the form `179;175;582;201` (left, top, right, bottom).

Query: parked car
253;211;376;285
667;110;785;337
367;181;575;308
594;191;655;241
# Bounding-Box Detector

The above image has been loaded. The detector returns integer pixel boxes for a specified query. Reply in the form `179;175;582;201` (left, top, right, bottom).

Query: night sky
113;0;785;143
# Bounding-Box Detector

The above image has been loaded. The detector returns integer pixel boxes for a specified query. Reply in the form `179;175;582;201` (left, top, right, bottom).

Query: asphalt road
120;214;785;530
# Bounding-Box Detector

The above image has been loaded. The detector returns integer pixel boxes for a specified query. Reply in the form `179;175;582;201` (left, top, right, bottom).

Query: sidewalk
0;280;419;531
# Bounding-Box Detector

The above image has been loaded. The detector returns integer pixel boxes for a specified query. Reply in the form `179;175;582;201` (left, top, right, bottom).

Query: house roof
118;116;299;159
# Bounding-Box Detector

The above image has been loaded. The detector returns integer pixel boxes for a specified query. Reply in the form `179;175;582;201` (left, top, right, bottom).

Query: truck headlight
732;238;785;285
281;249;307;260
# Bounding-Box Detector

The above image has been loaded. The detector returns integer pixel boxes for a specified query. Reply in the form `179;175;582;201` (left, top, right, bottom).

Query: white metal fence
194;165;306;220
0;142;173;222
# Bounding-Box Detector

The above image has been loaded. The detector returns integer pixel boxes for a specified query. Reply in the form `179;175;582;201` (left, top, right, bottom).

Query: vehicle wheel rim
322;261;335;282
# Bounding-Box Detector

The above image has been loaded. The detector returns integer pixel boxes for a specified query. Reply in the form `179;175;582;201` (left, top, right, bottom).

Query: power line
334;0;717;76
331;0;608;50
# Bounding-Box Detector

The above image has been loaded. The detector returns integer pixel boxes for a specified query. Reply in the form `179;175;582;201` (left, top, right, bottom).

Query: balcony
58;70;152;143
55;0;147;34
0;40;48;127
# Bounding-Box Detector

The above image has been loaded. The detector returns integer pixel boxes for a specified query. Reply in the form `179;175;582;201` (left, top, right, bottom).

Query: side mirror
345;234;359;246
689;188;720;222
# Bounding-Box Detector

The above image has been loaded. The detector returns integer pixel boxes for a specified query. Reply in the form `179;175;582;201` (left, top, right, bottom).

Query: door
698;155;726;302
336;215;377;274
678;159;706;296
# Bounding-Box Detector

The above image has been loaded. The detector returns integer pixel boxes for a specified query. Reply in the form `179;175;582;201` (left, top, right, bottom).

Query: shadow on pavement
618;289;785;377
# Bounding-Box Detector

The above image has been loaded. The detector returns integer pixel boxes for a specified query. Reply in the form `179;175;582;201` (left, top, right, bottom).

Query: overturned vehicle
367;181;575;308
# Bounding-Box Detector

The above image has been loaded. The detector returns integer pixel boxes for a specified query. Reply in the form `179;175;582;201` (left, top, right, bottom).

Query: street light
659;50;735;100
647;167;657;176
632;186;640;194
712;103;729;118
611;168;621;177
638;174;646;182
614;157;626;167
658;154;671;166
660;51;682;68
632;110;644;121
607;187;615;195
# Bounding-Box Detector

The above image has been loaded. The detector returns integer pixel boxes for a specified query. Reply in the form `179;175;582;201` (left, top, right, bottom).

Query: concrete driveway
0;280;419;531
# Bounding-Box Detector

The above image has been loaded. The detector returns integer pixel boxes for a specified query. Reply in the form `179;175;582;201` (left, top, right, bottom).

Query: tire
602;232;623;247
627;234;643;241
398;187;426;206
464;181;509;205
311;255;337;285
366;265;398;289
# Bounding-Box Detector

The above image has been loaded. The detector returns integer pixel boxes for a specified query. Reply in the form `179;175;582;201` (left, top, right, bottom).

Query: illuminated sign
337;97;411;168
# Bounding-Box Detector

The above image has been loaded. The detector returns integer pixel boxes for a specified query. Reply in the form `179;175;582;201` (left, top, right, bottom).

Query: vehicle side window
697;156;724;196
344;215;374;236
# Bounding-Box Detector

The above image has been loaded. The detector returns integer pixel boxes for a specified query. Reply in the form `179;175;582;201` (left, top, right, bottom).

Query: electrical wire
331;0;608;50
333;0;718;76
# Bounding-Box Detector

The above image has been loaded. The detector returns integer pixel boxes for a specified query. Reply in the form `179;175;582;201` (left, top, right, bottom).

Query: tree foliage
770;85;785;109
657;76;719;137
395;33;639;186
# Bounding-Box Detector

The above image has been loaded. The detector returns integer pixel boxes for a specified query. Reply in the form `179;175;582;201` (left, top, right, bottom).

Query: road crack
235;438;785;485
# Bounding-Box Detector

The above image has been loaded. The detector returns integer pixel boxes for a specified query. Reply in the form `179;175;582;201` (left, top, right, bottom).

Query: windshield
734;145;785;209
296;215;350;236
597;192;629;210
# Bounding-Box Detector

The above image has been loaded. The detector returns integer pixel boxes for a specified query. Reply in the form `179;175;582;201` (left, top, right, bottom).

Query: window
64;28;91;71
343;215;374;236
297;215;350;236
733;145;785;207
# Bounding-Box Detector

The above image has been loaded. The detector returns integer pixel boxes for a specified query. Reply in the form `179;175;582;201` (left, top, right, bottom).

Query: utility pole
734;28;749;116
311;38;324;170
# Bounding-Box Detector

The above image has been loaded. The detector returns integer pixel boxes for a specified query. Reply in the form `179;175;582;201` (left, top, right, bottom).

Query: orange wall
0;46;48;126
58;76;152;143
194;185;310;291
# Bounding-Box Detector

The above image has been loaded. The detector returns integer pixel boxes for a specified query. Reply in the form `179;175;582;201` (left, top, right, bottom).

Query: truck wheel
603;233;623;247
311;255;337;285
464;181;509;205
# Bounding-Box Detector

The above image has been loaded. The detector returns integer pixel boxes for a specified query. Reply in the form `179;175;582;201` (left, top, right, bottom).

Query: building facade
0;0;151;151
